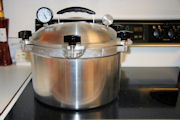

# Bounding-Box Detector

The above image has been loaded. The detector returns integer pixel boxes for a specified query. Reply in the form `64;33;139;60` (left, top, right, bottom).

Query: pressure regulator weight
36;7;53;23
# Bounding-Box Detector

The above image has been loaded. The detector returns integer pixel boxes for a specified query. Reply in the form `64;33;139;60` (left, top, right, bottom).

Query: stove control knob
168;29;175;39
153;29;160;38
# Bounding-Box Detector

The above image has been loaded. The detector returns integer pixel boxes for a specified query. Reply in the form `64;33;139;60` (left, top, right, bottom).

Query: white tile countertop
0;64;31;120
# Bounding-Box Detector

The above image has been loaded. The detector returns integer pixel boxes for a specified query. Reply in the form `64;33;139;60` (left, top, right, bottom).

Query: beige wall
3;0;180;67
3;0;180;37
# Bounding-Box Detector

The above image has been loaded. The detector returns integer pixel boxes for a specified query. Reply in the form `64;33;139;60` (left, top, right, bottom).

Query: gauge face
36;7;53;23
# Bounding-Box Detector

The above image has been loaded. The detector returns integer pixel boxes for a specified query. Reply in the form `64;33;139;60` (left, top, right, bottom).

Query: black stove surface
5;67;180;120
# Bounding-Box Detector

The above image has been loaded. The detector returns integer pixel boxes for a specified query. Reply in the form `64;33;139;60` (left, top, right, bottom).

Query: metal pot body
31;53;120;109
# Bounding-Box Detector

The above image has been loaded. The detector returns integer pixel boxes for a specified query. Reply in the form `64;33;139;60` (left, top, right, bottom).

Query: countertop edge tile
0;73;32;120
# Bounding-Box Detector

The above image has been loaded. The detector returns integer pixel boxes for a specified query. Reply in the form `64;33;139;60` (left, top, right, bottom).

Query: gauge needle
43;13;47;19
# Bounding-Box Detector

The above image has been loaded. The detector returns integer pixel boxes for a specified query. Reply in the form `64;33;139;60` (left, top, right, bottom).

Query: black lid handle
57;7;95;15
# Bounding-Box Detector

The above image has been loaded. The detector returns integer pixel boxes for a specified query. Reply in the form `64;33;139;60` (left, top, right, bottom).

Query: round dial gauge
36;7;53;23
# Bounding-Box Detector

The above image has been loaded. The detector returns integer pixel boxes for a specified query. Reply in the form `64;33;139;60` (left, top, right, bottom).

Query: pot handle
57;7;95;15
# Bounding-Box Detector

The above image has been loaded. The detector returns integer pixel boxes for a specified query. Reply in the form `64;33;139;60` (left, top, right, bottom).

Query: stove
35;19;180;44
5;67;180;120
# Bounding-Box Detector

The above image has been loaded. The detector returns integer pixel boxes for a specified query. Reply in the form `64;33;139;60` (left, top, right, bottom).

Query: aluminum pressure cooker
21;7;132;110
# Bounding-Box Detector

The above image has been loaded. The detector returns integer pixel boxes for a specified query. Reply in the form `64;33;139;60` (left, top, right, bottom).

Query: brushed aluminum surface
32;22;117;45
31;53;120;109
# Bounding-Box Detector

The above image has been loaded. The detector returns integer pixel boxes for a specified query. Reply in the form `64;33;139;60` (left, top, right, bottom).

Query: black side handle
117;30;133;40
64;35;81;45
18;31;32;40
57;7;95;15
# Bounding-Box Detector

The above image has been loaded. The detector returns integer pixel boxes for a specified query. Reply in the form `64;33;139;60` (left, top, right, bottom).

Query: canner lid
26;22;128;59
31;22;117;46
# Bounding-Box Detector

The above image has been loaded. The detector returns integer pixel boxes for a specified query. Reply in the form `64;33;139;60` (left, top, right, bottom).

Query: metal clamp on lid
64;35;85;59
18;30;32;49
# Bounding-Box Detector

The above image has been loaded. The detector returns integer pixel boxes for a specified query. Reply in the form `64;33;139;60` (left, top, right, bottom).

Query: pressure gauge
36;7;53;23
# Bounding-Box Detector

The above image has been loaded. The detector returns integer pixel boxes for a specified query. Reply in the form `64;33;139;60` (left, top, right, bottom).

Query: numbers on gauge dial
37;7;53;23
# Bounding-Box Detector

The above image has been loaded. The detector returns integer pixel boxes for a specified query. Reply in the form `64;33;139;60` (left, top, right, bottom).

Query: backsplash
121;47;180;67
